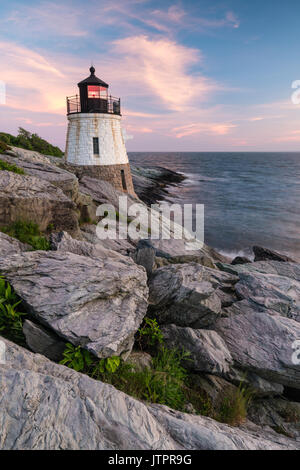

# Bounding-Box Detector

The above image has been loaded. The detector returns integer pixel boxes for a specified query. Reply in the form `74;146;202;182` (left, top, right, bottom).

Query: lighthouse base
64;162;137;197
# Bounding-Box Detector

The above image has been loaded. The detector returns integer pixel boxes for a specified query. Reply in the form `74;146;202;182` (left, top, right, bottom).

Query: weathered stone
215;300;300;389
132;239;156;276
235;271;300;322
0;152;78;200
231;256;251;265
23;320;65;362
0;232;30;257
125;351;153;371
219;260;300;280
253;246;296;263
190;374;237;405
227;367;284;397
151;239;216;268
148;263;237;328
0;337;298;450
248;398;300;441
80;224;136;256
0;171;79;235
50;231;127;261
0;251;148;358
161;324;233;374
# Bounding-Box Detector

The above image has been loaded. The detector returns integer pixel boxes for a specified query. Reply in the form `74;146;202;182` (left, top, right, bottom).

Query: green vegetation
137;317;164;349
0;158;25;175
0;128;63;157
216;382;253;426
0;277;26;345
0;220;50;251
0;140;9;154
60;317;253;425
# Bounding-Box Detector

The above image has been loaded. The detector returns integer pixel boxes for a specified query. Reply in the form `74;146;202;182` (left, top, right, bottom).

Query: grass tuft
0;220;50;250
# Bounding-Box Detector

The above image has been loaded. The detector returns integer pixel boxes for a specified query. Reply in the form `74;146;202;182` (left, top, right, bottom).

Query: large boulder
0;171;79;235
235;271;300;323
0;152;78;200
161;324;233;374
0;337;298;450
0;232;30;256
0;250;148;358
253;246;296;263
50;231;127;261
218;260;300;280
148;263;237;328
215;300;300;389
23;319;65;362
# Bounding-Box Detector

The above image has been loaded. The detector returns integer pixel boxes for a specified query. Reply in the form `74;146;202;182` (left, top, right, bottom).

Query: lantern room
66;66;121;115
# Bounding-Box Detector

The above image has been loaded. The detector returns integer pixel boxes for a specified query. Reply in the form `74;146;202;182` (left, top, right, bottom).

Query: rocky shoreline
0;146;299;450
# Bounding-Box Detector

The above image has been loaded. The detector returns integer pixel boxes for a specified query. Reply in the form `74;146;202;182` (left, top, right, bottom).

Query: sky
0;0;300;151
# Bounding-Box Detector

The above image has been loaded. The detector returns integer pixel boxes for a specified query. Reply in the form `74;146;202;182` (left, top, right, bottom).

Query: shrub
0;140;10;155
0;277;26;345
60;343;93;372
0;158;25;174
0;220;50;251
137;317;164;350
0;128;64;157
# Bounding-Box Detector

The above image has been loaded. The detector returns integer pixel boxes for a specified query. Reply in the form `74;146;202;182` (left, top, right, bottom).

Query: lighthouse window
88;86;100;98
93;137;99;155
121;169;127;190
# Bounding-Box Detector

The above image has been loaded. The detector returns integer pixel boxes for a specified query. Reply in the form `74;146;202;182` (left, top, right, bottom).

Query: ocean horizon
129;151;300;261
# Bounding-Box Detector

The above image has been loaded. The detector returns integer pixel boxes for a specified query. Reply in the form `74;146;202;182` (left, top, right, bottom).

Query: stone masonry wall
65;113;129;166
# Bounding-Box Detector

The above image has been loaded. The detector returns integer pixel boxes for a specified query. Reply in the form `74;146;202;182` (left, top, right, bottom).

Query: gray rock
247;398;300;441
50;231;127;262
0;337;298;450
161;324;233;374
231;256;251;265
0;171;79;235
190;374;237;404
218;260;300;280
0;152;78;200
227;367;284;397
253;246;296;263
215;300;300;389
235;271;300;322
125;351;153;371
80;224;136;256
132;239;156;276
148;263;237;328
0;250;148;358
0;232;30;256
151;239;216;268
23;320;65;361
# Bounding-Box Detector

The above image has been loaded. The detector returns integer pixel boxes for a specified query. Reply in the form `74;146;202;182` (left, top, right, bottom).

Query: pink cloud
172;122;236;138
111;35;216;111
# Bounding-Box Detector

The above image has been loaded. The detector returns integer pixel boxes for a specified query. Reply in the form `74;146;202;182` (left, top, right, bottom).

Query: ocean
129;152;300;261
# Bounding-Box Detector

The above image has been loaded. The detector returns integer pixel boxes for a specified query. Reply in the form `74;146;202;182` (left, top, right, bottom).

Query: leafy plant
137;317;164;349
59;343;93;372
0;277;26;345
0;220;50;250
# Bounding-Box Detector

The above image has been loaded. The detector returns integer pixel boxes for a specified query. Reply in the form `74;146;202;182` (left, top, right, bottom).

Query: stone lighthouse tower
65;66;135;195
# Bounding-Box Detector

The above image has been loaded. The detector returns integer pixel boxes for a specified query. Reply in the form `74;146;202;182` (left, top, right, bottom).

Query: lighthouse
65;66;135;195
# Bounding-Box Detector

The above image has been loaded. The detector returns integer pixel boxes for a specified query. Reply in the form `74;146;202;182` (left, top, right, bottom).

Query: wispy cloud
110;35;217;111
4;1;88;37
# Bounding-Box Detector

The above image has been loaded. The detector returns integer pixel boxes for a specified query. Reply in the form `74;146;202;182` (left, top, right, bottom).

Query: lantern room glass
88;85;108;99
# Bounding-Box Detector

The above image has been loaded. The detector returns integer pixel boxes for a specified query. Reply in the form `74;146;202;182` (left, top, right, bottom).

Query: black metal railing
66;95;121;115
